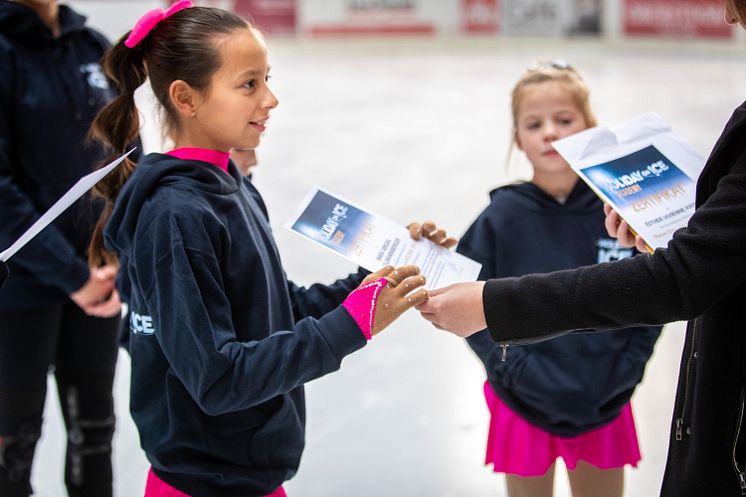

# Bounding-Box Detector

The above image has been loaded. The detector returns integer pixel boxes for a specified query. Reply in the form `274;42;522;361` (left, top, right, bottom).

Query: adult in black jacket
0;260;7;290
0;1;122;496
418;3;746;496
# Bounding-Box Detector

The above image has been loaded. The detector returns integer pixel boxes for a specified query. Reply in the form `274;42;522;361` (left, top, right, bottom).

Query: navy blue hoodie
105;153;367;497
460;180;661;437
0;1;116;308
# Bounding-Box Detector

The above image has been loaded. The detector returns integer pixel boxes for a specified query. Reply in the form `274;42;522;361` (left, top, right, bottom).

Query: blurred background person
0;0;123;495
231;147;258;177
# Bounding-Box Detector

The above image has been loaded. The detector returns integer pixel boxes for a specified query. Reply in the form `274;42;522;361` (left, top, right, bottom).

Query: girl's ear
514;130;524;151
169;80;200;118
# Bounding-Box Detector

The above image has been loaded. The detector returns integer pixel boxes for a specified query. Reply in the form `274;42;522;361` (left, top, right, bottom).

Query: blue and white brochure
285;188;482;289
553;113;704;251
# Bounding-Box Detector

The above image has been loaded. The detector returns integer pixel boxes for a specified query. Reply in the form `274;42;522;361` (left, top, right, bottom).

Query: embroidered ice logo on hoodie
130;311;156;335
80;63;109;90
597;238;634;263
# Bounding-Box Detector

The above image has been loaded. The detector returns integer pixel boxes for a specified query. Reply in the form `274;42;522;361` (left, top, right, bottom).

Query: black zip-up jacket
105;153;367;497
0;1;115;308
482;101;746;496
0;260;7;290
461;181;660;437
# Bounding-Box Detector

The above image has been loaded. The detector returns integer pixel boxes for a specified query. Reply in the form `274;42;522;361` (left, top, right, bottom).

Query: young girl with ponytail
89;3;447;496
458;62;660;497
420;3;746;496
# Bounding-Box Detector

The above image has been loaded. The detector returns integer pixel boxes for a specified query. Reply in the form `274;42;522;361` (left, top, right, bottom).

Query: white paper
553;113;705;250
285;187;482;289
0;149;136;262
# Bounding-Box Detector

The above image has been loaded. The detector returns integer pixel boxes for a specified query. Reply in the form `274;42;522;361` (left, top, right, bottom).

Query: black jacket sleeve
483;153;746;343
0;40;89;294
0;260;8;290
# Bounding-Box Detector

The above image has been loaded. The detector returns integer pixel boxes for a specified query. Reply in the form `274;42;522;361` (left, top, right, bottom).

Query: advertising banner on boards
461;0;500;34
624;0;733;39
234;0;297;34
299;0;450;35
500;0;601;36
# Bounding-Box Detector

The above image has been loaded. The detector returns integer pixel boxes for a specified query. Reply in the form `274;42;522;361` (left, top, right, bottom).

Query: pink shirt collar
166;147;230;173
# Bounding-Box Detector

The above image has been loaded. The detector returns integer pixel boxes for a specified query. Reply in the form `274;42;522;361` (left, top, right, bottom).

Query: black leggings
0;302;119;497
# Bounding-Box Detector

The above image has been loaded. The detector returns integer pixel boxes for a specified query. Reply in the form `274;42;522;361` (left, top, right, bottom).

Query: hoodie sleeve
621;324;662;371
140;220;366;416
457;211;498;282
286;267;369;320
483;153;746;344
457;211;501;363
0;39;89;294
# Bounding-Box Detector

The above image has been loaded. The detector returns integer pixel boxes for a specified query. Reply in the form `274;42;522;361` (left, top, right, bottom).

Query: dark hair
88;6;250;265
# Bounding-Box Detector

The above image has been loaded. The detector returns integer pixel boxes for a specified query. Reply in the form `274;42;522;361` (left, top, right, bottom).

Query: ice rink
32;31;746;497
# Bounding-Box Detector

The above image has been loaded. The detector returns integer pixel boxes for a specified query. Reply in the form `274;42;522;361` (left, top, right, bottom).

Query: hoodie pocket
510;351;636;428
485;345;529;390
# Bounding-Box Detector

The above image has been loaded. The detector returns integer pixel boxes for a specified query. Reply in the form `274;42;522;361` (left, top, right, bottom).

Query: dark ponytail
88;6;251;265
88;38;146;266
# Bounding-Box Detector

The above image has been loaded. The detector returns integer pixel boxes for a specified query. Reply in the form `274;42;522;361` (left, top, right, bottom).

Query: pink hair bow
124;0;193;48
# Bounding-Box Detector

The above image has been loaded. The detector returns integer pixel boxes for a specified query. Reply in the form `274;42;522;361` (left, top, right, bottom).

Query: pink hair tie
124;0;193;48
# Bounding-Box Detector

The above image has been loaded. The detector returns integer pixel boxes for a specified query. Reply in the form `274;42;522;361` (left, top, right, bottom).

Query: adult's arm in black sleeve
483;155;746;343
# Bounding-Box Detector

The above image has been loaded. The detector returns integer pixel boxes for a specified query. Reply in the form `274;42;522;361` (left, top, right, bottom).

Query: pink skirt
483;381;641;477
144;469;287;497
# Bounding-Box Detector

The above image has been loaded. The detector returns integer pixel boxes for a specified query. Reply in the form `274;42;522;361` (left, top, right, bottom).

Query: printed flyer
285;188;482;289
0;149;135;262
553;113;705;250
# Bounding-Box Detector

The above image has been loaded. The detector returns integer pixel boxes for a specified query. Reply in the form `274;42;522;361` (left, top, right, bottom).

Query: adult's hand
416;281;486;337
69;265;122;317
82;288;122;318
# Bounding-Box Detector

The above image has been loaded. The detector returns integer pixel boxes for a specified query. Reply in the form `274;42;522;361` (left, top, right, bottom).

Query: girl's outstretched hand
416;281;486;338
407;221;457;249
343;265;428;338
603;203;649;253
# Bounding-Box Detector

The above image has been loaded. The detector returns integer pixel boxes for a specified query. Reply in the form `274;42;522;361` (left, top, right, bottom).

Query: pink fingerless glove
342;277;388;340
